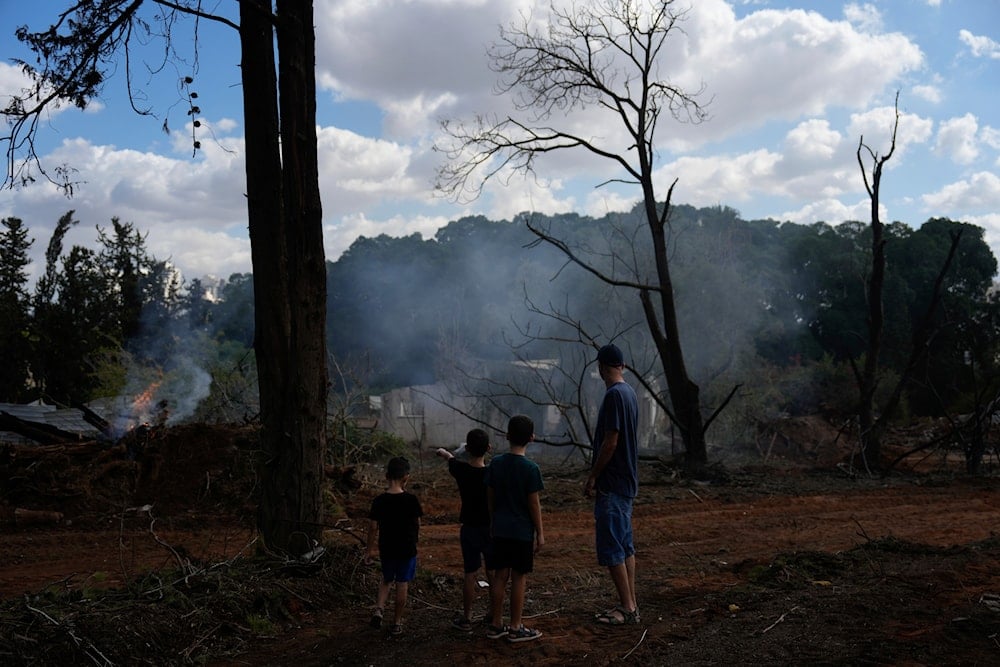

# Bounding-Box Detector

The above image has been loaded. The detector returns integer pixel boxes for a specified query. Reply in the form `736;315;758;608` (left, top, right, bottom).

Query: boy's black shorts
492;536;534;574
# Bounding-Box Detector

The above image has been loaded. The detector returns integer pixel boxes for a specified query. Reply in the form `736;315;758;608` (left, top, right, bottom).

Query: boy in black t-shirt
365;456;424;637
436;428;495;631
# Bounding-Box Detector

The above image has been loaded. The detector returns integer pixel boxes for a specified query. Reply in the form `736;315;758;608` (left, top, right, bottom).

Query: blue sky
1;0;998;286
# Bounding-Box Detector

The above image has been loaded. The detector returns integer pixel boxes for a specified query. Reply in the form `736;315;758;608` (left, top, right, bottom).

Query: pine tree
0;217;33;400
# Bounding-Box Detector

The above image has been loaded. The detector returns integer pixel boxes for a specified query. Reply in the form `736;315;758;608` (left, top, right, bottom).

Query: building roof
0;401;103;445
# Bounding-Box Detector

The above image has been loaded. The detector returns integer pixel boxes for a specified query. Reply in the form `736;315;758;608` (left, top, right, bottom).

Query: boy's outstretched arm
435;447;454;460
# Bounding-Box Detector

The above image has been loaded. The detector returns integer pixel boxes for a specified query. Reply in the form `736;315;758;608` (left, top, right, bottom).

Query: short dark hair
465;428;490;456
507;415;534;447
386;456;411;480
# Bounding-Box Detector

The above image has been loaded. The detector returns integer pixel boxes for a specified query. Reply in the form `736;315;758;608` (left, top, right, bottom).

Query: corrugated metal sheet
0;401;103;445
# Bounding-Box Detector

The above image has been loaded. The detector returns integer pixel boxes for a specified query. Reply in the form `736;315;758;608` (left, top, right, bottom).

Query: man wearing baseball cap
585;343;640;625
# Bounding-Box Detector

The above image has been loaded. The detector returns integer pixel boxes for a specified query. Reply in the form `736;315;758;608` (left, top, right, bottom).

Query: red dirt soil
3;423;1000;665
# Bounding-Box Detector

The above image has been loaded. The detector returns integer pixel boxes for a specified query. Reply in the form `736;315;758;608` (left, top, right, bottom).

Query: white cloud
981;126;1000;150
962;213;1000;259
652;150;782;206
482;170;578;221
326;212;452;258
676;2;924;143
959;29;1000;59
935;114;980;165
784;119;843;162
780;197;878;225
848;106;934;160
584;191;639;219
843;4;882;33
922;172;1000;211
5;1;995;282
316;126;427;215
912;84;942;104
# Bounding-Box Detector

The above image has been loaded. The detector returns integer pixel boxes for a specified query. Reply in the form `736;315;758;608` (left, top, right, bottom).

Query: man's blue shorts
594;490;635;567
380;555;417;583
460;524;495;573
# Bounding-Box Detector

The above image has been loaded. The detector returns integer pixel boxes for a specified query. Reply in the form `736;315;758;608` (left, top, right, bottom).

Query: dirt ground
2;421;1000;666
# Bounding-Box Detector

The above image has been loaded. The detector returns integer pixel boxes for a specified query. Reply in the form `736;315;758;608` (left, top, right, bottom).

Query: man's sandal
595;605;640;625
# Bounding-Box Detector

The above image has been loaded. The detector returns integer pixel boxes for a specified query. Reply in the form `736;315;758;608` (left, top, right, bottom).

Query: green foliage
245;613;277;636
327;420;408;468
0;217;33;400
7;205;999;448
191;342;259;424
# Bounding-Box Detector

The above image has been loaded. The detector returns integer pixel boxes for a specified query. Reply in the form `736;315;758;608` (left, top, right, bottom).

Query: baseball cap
596;344;624;366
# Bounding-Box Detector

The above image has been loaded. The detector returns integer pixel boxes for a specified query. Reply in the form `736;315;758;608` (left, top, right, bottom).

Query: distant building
374;359;666;462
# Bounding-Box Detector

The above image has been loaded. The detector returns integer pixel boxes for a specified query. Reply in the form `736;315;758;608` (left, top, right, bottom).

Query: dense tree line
3;204;998;440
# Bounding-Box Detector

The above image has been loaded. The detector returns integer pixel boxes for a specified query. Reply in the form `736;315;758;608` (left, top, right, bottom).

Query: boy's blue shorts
380;555;417;583
460;524;495;573
594;491;635;567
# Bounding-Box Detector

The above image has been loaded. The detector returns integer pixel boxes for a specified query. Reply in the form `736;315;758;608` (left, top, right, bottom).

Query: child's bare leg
462;571;477;620
509;571;527;629
490;568;510;627
376;580;391;611
393;581;408;625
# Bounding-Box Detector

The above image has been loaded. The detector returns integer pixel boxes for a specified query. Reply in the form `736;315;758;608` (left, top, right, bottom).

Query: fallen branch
622;628;648;659
688;488;704;503
179;622;222;661
275;581;314;606
25;601;113;666
148;513;195;578
760;605;799;634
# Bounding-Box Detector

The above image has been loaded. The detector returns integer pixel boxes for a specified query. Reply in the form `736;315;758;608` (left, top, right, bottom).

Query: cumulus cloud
843;3;882;33
327;212;453;258
4;1;996;279
780;197;878;225
959;30;1000;59
848;106;934;160
980;126;1000;150
922;172;1000;213
912;84;942;104
676;1;924;142
963;213;1000;258
935;114;980;165
482;170;578;221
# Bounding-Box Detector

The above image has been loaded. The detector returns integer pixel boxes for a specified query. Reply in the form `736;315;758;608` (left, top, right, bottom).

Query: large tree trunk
641;186;707;476
240;0;327;556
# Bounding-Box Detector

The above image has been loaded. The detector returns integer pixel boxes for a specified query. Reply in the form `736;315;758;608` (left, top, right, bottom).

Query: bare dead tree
437;0;720;475
854;92;963;474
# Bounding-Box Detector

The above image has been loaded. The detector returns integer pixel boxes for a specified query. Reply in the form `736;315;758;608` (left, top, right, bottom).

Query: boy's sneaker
506;625;542;643
451;615;473;632
369;607;383;629
485;624;508;639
